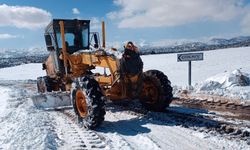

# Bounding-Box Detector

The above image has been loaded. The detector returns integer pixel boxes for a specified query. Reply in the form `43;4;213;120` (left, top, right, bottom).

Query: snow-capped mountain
0;47;48;68
0;36;249;68
139;36;250;54
0;47;48;59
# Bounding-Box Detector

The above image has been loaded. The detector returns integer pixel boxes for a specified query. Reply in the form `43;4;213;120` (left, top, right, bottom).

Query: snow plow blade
31;92;72;110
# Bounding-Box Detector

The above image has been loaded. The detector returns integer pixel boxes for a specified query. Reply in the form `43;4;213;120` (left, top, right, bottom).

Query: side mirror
93;33;99;48
44;34;54;51
90;32;100;49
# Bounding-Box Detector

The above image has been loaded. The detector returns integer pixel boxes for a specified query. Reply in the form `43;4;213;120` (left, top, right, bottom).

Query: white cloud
90;17;101;30
72;8;80;15
108;0;245;28
0;33;19;39
0;4;51;29
241;7;250;34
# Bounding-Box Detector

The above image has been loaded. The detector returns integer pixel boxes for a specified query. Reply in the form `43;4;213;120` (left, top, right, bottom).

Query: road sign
177;53;203;62
177;52;204;87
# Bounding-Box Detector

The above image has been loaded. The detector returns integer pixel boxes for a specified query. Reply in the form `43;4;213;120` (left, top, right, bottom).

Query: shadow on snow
96;101;220;136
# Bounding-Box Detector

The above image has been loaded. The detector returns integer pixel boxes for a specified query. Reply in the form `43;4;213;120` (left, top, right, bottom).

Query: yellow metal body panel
48;20;141;101
66;52;119;82
45;54;57;78
68;52;129;100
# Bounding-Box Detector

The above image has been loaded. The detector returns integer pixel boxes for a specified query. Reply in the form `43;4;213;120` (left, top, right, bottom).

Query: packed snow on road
0;47;250;149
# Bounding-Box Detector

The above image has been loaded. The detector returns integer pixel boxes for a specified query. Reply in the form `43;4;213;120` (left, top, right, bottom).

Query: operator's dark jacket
120;48;143;76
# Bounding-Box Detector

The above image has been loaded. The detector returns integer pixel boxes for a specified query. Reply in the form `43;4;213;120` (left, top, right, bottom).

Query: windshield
56;26;89;53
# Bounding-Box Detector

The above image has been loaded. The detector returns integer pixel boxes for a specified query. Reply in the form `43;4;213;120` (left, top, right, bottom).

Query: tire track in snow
59;106;158;150
0;81;107;149
99;101;250;149
97;110;223;150
53;109;107;149
0;85;61;149
98;110;161;150
2;81;249;149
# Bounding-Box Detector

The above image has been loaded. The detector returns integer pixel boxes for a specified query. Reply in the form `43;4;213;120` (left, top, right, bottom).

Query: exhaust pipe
59;21;68;75
102;20;106;48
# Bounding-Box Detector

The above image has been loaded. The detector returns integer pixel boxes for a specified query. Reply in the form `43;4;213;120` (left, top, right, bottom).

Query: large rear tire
71;76;106;129
140;70;173;111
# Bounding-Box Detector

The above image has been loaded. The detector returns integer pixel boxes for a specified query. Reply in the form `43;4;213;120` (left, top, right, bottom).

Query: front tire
140;70;173;111
71;76;106;129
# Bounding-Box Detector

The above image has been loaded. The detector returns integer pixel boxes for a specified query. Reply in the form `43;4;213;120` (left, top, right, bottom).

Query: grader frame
37;19;173;129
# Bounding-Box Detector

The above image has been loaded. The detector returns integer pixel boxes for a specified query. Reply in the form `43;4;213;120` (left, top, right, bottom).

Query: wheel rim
76;89;88;117
141;79;159;104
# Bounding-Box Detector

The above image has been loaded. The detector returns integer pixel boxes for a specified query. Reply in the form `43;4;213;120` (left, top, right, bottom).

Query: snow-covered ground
141;47;250;100
142;47;250;86
196;69;250;100
0;47;249;101
0;87;10;116
0;47;250;149
0;83;249;149
0;47;249;86
0;63;45;80
0;86;60;149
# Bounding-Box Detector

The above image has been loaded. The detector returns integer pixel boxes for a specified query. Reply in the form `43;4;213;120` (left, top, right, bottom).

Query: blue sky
0;0;250;49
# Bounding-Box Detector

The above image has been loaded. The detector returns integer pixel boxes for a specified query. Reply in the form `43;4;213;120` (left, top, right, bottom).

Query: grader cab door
44;32;63;77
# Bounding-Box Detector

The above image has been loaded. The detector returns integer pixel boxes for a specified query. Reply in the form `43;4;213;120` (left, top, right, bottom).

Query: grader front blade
32;91;72;110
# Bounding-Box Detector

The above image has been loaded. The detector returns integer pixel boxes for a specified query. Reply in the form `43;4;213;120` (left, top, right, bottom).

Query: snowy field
142;47;250;100
142;47;250;86
0;46;249;100
0;47;249;85
0;47;250;149
0;63;45;80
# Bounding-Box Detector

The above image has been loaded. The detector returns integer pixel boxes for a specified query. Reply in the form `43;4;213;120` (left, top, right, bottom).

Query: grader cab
33;19;173;129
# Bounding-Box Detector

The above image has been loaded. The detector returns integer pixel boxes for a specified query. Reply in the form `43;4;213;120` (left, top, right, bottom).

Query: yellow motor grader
33;19;173;129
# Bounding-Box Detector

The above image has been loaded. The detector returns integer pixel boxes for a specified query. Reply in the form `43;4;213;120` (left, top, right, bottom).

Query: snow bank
0;87;61;149
197;69;250;100
0;87;10;116
142;46;250;100
0;63;45;80
142;46;250;86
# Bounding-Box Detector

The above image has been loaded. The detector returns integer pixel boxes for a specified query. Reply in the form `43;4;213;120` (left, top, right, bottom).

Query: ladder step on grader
32;19;173;129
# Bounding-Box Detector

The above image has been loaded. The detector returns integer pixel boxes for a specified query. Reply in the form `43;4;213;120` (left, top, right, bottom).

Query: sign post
188;61;191;86
177;52;204;86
